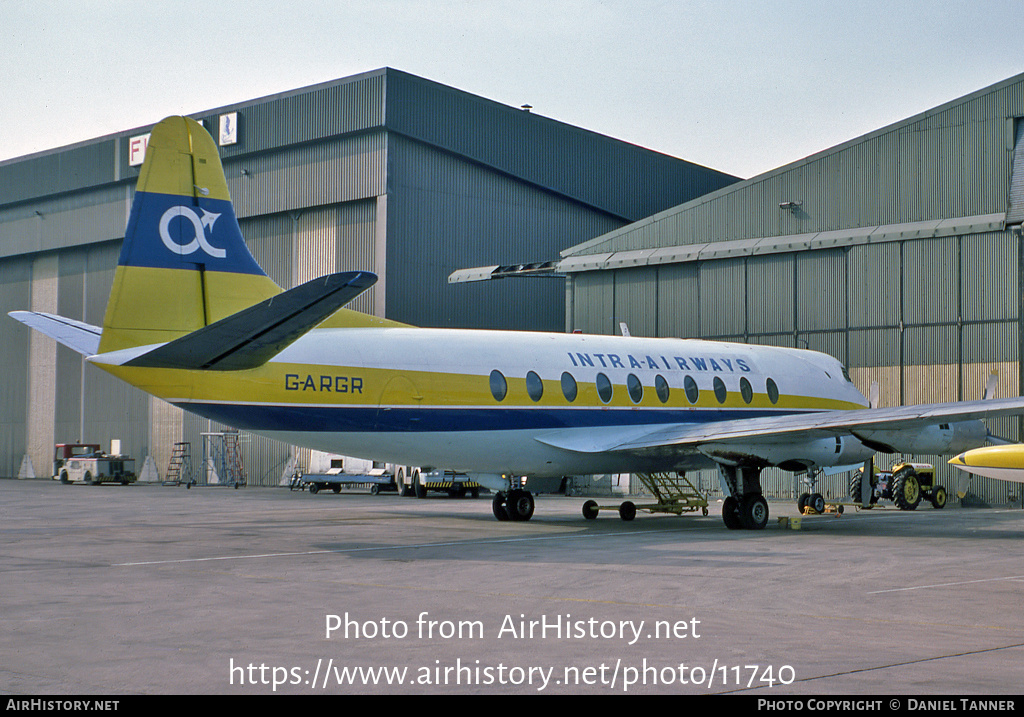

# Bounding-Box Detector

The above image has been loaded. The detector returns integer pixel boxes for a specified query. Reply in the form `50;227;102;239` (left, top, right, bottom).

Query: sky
2;0;1023;179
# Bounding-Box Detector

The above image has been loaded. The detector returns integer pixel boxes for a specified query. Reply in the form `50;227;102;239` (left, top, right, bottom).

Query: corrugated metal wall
569;75;1024;258
387;134;624;330
574;228;1021;504
384;70;738;224
0;255;32;477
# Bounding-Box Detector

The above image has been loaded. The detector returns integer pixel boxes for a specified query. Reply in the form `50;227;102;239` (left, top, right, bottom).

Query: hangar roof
0;67;737;237
561;71;1024;270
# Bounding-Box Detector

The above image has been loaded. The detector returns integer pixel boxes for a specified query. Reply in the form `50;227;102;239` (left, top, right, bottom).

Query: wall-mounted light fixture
779;200;803;213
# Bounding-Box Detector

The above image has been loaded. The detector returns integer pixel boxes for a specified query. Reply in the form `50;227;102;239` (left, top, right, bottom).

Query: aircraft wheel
930;485;948;509
722;496;743;530
492;492;510;520
618;501;636;521
506;489;534;521
740;494;769;530
582;500;599;520
808;493;825;514
797;492;810;513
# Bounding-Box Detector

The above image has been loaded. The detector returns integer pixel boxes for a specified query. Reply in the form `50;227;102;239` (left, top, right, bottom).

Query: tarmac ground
2;478;1023;696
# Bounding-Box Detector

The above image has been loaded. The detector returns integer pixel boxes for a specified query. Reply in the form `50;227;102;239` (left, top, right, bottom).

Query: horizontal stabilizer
8;311;102;356
125;271;377;371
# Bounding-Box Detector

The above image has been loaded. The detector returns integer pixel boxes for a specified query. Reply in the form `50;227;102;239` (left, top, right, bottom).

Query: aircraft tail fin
98;116;282;354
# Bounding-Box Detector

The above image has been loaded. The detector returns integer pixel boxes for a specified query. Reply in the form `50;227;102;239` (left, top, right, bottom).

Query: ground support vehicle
299;467;397;494
53;443;136;485
397;467;483;499
849;461;948;510
581;472;710;521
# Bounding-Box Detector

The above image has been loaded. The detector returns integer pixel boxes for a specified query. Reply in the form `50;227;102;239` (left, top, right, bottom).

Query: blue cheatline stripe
120;191;266;275
174;402;808;434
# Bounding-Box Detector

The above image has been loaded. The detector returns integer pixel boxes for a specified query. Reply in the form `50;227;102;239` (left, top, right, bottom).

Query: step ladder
581;472;709;521
164;442;193;486
223;431;247;488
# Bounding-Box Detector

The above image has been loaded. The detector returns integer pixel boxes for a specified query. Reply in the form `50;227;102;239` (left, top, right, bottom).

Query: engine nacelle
854;420;988;456
701;436;875;473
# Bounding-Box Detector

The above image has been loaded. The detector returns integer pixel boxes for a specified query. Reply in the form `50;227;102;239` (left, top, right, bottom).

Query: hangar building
555;72;1024;504
0;68;737;484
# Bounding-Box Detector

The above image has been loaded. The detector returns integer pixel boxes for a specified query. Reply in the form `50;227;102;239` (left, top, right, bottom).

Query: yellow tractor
850;462;948;510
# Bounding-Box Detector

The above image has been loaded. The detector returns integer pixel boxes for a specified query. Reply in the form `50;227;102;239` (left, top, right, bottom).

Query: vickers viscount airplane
11;116;1024;530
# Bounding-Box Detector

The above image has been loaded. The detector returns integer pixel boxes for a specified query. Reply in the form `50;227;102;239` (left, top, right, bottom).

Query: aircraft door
375;375;423;432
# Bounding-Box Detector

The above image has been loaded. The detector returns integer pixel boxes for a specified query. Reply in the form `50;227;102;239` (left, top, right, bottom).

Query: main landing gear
492;489;535;521
721;493;770;530
718;465;769;530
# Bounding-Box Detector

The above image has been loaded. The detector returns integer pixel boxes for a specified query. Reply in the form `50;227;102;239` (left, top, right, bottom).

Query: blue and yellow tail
98;116;282;354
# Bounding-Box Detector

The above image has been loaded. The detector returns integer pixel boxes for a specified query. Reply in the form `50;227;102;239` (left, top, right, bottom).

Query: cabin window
740;377;753;404
713;376;727;404
561;372;578;402
627;374;643;404
766;377;779;404
596;373;613;404
684;375;699;404
489;370;507;402
655;375;670;404
526;371;544;402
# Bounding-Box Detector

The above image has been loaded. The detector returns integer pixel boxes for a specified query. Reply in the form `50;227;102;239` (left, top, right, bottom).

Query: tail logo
159;206;226;259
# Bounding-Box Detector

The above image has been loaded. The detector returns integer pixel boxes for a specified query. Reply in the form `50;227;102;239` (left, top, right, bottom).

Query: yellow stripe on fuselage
96;359;866;413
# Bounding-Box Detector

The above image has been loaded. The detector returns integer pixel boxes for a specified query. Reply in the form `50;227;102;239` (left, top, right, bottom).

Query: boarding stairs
582;472;709;521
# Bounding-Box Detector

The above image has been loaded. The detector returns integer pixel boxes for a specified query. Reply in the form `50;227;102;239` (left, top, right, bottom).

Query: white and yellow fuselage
95;326;871;477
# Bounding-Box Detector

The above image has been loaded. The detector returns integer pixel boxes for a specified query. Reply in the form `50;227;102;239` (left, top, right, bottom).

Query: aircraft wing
124;270;377;371
535;396;1024;455
8;311;102;356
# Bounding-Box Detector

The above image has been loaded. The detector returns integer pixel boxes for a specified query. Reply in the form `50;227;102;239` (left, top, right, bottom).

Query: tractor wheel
892;467;922;510
930;485;948;509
